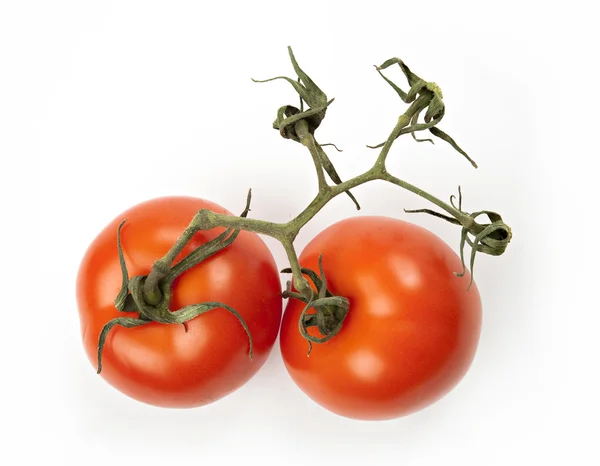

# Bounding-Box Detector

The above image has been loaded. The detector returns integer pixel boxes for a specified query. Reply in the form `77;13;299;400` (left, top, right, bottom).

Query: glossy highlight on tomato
76;197;282;408
280;216;482;420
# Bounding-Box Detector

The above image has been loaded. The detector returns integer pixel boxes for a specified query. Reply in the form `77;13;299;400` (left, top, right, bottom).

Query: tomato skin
280;216;482;420
76;197;282;408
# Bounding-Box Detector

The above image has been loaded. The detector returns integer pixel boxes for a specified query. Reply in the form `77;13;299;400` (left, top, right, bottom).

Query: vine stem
281;239;311;297
193;164;473;238
191;133;488;293
375;94;431;168
295;119;328;193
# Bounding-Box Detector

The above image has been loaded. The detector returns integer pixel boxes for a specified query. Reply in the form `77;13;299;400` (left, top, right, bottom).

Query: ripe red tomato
280;216;482;420
76;197;282;408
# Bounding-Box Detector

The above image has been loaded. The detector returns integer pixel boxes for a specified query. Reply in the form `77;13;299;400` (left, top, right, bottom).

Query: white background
4;0;598;465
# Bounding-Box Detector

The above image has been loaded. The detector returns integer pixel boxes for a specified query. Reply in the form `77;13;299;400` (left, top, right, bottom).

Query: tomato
279;216;482;420
76;197;282;408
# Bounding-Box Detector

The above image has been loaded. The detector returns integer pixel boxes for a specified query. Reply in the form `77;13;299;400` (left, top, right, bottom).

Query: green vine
96;47;512;369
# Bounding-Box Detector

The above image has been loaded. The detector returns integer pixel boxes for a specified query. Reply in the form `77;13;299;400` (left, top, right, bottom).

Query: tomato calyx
252;46;329;139
404;186;512;289
95;193;255;374
368;57;478;169
253;46;360;210
282;255;349;355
